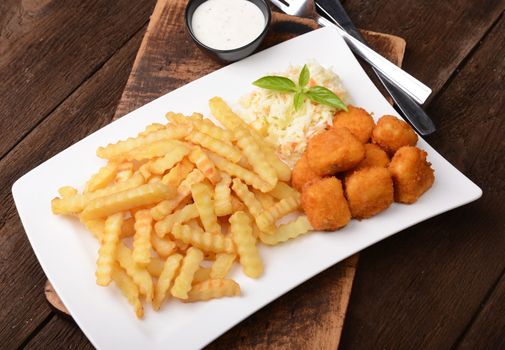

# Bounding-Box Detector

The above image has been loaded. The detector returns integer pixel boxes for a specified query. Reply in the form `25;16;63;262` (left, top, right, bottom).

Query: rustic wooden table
1;0;504;349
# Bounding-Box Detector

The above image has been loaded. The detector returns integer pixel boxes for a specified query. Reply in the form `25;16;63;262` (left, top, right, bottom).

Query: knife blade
316;0;436;135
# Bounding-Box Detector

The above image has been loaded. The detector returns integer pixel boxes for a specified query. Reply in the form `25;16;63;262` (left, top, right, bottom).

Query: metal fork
270;0;436;135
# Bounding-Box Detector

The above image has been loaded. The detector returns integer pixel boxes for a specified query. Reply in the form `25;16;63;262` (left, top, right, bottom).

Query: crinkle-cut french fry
161;158;194;188
258;215;313;245
81;183;175;220
112;264;144;318
85;163;118;193
96;213;123;286
214;173;233;216
121;217;136;238
97;125;191;160
233;126;278;188
207;152;273;192
255;196;300;233
148;175;162;183
116;242;154;302
172;223;235;254
138;162;153;181
115;162;134;183
79;216;134;241
185;279;241;302
153;253;183;310
230;211;263;278
154;203;199;237
210;253;236;279
175;239;189;252
151;169;205;220
268;181;301;201
237;156;252;170
189;113;234;142
80;217;105;240
132;210;152;265
263;150;291;182
191;182;221;234
193;267;211;284
165;112;189;125
52;174;145;215
232;178;275;234
186;131;242;163
231;178;263;216
231;194;246;212
149;142;191;175
251;133;291;182
151;233;177;258
209;96;248;131
253;190;276;210
171;247;204;299
125;140;185;162
138;123;165;137
146;256;165;278
58;186;78;198
188;147;221;184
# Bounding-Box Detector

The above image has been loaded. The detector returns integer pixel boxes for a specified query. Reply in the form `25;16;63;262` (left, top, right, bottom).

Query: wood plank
24;316;94;350
0;0;156;159
340;14;505;350
207;255;358;350
342;0;505;96
0;27;146;350
457;272;505;350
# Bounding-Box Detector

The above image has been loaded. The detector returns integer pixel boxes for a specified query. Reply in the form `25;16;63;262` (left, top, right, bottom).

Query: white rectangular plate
12;27;481;350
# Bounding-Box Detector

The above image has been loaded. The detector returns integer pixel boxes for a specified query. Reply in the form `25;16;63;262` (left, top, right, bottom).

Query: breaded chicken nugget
345;167;394;219
292;153;320;191
389;146;435;204
333;105;375;143
372;115;418;155
301;177;351;230
307;127;365;176
353;143;390;172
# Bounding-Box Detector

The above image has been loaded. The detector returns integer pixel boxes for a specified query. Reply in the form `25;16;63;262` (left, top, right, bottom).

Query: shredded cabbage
238;61;349;167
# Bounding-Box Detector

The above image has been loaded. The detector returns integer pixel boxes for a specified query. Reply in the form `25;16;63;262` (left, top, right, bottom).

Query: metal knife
316;0;436;135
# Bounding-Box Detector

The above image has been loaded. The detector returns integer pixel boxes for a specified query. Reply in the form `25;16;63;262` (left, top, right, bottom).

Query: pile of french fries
51;97;313;318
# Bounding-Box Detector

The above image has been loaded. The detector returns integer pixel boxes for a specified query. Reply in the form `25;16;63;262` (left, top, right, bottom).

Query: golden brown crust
388;146;435;204
352;143;390;172
301;177;351;230
306;127;365;176
291;153;320;192
333;105;375;143
372;115;418;155
344;167;394;219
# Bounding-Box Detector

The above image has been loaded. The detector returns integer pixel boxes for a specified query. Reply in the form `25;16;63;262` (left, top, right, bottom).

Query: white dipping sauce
192;0;266;50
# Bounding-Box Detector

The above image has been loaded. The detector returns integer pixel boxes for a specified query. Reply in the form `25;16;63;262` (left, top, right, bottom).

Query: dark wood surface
0;0;504;349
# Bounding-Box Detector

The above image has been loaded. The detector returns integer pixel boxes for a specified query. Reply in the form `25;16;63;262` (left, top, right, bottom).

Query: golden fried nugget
332;105;375;143
372;115;418;155
292;153;320;192
306;127;365;176
345;167;394;219
352;143;390;172
301;177;351;230
388;146;435;204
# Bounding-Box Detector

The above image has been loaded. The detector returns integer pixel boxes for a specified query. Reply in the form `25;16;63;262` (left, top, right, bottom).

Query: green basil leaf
298;64;310;87
293;92;305;111
253;76;297;92
305;86;348;111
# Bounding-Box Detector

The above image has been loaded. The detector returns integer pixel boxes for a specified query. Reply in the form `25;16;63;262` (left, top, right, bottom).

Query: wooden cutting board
45;0;405;348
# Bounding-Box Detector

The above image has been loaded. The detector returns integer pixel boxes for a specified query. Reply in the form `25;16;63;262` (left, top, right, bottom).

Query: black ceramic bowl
185;0;271;62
